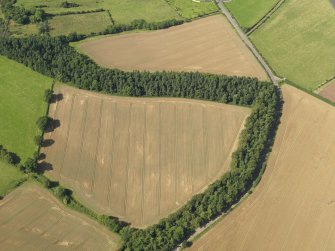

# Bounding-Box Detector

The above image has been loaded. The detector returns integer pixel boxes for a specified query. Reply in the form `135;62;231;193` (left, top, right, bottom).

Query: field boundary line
246;0;286;36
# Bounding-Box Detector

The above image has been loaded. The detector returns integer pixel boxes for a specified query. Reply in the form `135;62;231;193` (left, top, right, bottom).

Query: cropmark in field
41;85;250;227
0;184;120;250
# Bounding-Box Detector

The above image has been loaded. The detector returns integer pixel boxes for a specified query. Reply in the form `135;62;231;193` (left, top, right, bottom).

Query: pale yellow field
41;85;250;227
190;85;335;251
78;15;268;80
0;184;120;251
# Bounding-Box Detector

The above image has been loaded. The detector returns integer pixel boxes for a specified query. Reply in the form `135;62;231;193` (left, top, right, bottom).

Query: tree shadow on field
41;139;55;147
51;93;63;103
38;153;46;161
37;161;53;174
45;119;61;133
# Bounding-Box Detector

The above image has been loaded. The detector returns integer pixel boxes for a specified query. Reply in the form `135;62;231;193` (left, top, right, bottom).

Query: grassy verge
0;56;52;162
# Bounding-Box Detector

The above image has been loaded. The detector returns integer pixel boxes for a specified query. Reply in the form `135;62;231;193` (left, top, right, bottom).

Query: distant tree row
1;0;46;24
0;36;280;250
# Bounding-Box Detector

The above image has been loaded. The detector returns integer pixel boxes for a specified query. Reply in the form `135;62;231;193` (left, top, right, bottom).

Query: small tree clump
24;158;37;173
36;116;51;131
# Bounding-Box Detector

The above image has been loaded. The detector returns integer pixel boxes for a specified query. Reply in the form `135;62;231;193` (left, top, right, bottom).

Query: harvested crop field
319;80;335;103
77;15;268;80
0;184;120;251
190;84;335;251
41;85;250;227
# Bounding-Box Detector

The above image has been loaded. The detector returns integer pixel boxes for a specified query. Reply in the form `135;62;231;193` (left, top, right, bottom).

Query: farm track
42;85;250;227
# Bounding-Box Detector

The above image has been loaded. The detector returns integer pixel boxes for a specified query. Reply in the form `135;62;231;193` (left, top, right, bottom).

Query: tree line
0;36;280;250
1;0;47;24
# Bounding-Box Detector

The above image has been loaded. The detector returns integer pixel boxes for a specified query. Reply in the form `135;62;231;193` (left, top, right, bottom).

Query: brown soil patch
190;84;335;251
41;85;250;228
78;15;268;80
319;79;335;102
0;184;120;251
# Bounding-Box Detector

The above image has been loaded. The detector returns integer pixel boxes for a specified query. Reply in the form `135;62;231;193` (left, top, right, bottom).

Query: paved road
217;0;279;86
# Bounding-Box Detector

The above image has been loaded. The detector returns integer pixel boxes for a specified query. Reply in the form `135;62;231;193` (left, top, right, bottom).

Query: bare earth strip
78;15;268;81
42;85;250;228
0;184;120;251
190;84;335;251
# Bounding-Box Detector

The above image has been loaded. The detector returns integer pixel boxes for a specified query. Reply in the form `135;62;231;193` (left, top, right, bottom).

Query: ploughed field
319;80;335;103
0;184;120;251
190;85;335;251
42;85;250;227
77;15;268;81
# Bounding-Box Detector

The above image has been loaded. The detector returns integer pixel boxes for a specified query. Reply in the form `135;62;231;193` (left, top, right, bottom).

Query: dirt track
42;85;250;227
189;85;335;251
0;184;120;251
78;15;268;81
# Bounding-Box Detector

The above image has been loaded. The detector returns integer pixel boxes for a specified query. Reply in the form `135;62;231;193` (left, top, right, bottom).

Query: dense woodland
0;36;280;250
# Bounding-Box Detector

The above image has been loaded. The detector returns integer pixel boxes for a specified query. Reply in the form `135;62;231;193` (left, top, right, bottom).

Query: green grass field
9;21;38;37
225;0;279;29
49;11;112;36
165;0;218;19
250;0;335;90
0;161;26;197
0;56;52;161
16;0;181;23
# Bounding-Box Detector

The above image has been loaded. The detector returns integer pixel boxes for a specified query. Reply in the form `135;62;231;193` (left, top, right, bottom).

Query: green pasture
165;0;218;19
225;0;279;29
0;56;51;161
16;0;181;23
49;11;111;35
0;161;26;197
250;0;335;90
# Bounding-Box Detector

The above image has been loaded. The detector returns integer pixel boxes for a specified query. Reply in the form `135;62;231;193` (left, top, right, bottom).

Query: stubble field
77;15;268;81
0;184;120;250
190;84;335;251
41;85;250;227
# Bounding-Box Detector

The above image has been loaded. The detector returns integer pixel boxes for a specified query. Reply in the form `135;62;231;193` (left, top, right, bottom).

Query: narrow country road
217;0;279;86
